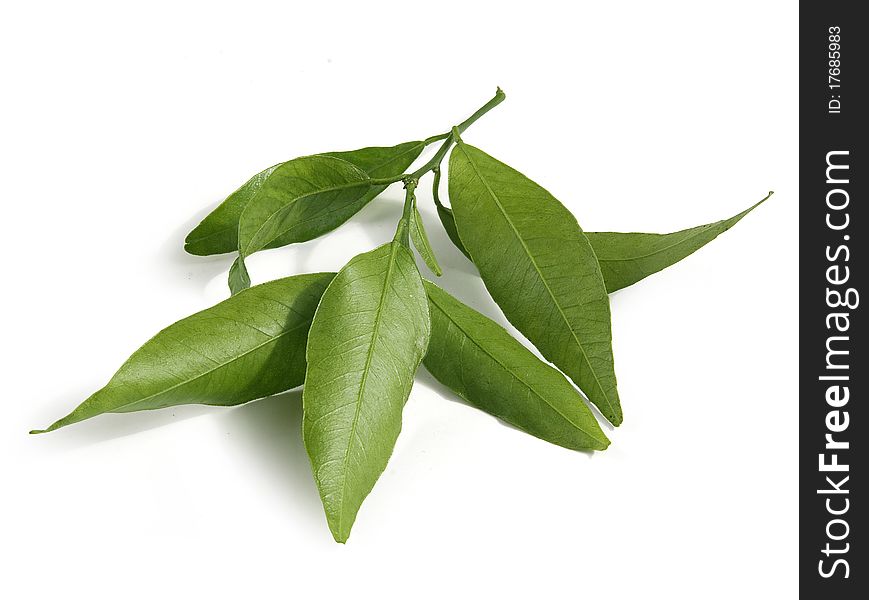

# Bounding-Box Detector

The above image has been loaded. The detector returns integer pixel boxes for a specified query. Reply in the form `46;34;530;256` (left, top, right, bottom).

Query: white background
1;1;798;598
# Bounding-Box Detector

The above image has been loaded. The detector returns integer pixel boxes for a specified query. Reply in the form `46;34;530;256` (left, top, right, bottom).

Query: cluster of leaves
33;89;770;542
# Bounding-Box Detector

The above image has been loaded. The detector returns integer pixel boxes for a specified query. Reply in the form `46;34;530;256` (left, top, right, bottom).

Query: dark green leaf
31;273;334;434
184;142;425;256
449;142;622;425
586;192;773;293
423;281;609;451
410;207;442;276
303;242;430;543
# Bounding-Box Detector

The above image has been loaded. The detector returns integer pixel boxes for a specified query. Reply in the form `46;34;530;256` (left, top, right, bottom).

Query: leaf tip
29;428;48;435
330;527;351;544
182;228;209;256
182;238;198;256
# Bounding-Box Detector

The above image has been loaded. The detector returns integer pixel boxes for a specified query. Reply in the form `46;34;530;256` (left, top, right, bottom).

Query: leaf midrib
428;293;605;444
592;195;767;263
108;319;311;415
455;143;616;419
593;223;727;263
327;141;423;176
269;186;383;245
243;175;371;255
191;146;422;249
337;242;400;536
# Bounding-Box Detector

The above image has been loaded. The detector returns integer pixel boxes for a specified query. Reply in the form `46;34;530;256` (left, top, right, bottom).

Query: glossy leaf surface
229;155;372;293
184;142;425;256
449;142;622;425
303;242;430;542
184;164;280;256
237;155;373;258
32;273;334;433
586;192;772;293
423;282;609;451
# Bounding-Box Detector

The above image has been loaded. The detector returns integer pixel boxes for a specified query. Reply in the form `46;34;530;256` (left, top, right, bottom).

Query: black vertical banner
800;2;865;596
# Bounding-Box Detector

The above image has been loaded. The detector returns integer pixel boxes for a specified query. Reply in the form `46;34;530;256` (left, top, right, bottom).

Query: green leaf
184;164;280;256
438;194;770;293
184;142;425;256
423;282;609;451
410;207;442;276
230;155;373;293
228;256;251;296
31;273;334;434
449;142;622;425
303;242;430;543
586;192;773;293
321;141;425;179
237;155;373;257
435;202;471;260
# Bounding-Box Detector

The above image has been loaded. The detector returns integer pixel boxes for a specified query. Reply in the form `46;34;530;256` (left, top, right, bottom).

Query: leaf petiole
407;89;505;181
368;88;506;188
431;165;444;208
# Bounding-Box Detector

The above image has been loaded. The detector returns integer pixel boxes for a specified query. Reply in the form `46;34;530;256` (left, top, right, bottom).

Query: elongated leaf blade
32;273;334;433
423;282;609;451
586;192;773;293
449;142;622;425
184;164;280;256
238;155;373;257
440;193;770;293
227;156;372;294
410;207;442;276
321;141;425;179
303;242;430;543
185;142;425;256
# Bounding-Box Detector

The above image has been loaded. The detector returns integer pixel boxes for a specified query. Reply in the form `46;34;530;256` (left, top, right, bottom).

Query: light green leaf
586;192;773;293
449;142;622;425
410;207;442;276
303;242;430;543
31;273;334;434
423;281;609;451
184;142;425;256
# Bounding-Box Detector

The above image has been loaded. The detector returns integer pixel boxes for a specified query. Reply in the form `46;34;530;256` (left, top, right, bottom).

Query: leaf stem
431;166;444;208
368;88;506;187
407;88;505;181
423;132;451;145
